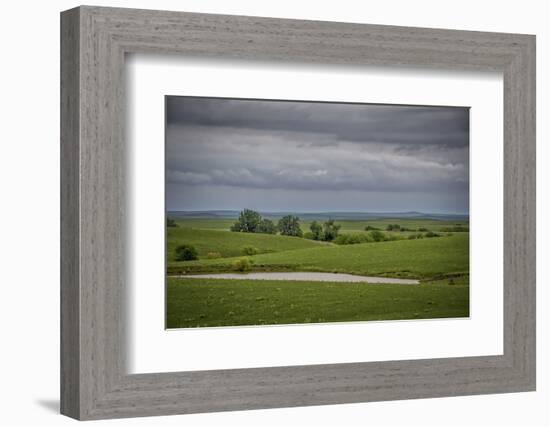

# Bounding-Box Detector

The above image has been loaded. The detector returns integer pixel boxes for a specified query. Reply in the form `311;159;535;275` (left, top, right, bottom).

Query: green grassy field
168;233;468;279
167;226;326;260
167;276;469;328
166;217;469;328
169;217;469;233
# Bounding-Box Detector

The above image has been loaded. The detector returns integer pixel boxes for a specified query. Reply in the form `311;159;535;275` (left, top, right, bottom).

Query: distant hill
167;210;469;221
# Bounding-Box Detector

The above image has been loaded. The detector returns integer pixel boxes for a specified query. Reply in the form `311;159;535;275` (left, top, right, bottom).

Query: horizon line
167;209;469;216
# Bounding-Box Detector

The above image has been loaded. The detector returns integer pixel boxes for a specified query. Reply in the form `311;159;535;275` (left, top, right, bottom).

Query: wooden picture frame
60;5;536;420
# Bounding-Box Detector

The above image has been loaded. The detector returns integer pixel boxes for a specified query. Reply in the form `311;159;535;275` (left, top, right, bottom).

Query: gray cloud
166;96;469;213
167;97;469;148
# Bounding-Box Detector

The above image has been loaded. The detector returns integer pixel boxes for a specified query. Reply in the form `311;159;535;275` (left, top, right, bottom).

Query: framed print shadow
61;6;536;420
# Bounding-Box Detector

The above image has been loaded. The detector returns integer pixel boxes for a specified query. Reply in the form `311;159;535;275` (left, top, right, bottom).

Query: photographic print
165;96;470;329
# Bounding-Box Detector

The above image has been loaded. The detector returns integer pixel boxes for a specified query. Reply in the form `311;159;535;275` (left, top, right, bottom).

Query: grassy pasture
168;232;468;279
303;218;469;233
167;226;325;260
166;217;470;328
167;276;469;328
170;218;235;230
249;233;468;278
169;217;469;234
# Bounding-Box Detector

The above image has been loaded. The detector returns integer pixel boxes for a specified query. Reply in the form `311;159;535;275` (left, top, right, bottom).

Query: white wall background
0;0;546;425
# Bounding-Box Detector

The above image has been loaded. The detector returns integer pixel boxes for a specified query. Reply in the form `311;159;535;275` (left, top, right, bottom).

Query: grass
166;217;470;328
318;218;469;233
168;233;469;279
169;218;469;233
167;226;325;261
170;218;236;230
166;275;469;328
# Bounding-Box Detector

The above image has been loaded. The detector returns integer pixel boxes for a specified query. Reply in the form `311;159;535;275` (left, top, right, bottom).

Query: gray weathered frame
60;5;536;420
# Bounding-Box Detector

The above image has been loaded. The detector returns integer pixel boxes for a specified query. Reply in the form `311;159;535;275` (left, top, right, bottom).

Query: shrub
369;230;387;242
364;225;380;231
425;231;440;238
166;218;178;228
241;245;259;256
334;233;373;245
386;224;401;231
408;233;424;240
175;244;198;261
206;252;221;259
303;231;315;240
386;233;406;241
232;257;252;272
333;235;346;244
418;227;429;232
440;225;469;232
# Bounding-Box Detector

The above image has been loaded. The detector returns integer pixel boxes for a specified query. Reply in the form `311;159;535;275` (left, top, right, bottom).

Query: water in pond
179;272;419;285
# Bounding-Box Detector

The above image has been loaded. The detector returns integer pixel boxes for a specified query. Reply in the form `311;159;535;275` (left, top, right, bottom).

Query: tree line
229;209;341;241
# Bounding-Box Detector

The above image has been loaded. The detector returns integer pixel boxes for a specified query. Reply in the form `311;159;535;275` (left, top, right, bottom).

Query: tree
257;218;277;234
368;230;386;242
323;219;341;241
386;224;401;231
309;221;323;240
166;218;178;228
230;209;262;233
175;244;198;261
277;215;303;237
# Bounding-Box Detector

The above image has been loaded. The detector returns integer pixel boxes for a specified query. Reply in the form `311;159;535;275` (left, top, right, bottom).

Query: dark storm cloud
166;97;469;148
165;96;469;213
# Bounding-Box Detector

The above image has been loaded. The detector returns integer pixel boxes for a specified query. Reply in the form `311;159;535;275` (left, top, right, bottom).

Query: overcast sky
166;96;469;214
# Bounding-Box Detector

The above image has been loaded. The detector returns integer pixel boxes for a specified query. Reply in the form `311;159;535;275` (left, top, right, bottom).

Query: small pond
180;272;419;285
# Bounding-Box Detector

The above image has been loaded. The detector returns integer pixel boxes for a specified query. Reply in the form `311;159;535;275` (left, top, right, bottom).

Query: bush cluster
385;234;406;241
424;231;440;238
230;209;277;234
166;218;178;228
241;245;259;256
440;225;469;232
334;230;405;245
334;233;373;245
278;215;303;237
369;230;386;242
232;257;253;272
175;244;198;261
386;224;401;231
334;229;445;245
308;219;341;241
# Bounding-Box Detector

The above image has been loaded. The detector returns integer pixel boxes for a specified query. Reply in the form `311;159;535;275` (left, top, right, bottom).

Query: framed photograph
61;6;535;420
164;96;470;329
